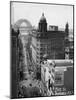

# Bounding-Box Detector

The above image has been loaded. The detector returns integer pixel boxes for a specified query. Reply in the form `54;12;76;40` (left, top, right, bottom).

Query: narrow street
18;35;44;97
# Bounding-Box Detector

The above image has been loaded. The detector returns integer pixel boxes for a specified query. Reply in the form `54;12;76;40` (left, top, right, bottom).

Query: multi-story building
41;59;74;96
31;13;66;75
64;23;74;59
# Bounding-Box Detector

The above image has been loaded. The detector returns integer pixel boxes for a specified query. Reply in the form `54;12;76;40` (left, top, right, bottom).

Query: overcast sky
11;2;73;29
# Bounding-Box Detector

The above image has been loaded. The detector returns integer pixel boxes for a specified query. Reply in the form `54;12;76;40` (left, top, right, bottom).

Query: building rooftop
47;59;73;67
31;29;65;39
41;59;73;68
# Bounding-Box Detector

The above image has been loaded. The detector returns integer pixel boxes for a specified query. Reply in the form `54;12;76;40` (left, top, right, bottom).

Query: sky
11;2;73;29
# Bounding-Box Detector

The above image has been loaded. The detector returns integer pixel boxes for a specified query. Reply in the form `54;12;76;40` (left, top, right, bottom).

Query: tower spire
38;12;47;32
65;22;69;37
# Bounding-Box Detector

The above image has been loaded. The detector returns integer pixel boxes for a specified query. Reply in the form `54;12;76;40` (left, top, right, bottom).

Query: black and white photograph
10;1;74;99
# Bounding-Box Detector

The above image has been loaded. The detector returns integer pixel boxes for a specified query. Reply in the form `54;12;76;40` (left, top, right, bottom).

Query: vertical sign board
54;71;64;86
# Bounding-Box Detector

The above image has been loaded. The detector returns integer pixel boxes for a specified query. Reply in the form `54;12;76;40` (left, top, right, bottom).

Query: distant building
41;59;74;96
49;25;58;31
31;13;66;74
64;23;74;59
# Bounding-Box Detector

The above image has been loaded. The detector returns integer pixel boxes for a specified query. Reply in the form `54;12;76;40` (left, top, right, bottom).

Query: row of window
36;46;64;51
36;39;64;45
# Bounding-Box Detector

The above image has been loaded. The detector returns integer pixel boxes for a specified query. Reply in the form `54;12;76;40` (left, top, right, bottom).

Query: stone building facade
31;13;66;75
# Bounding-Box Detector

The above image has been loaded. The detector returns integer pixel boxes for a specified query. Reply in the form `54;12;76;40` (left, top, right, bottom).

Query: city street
18;35;44;97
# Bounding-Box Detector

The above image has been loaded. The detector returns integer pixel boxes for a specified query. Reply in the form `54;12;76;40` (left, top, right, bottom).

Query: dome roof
39;13;47;23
